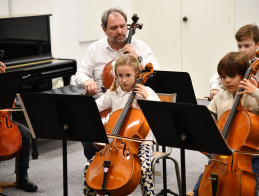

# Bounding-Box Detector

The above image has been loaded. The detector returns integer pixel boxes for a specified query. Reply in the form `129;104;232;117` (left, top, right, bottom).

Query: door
132;0;236;98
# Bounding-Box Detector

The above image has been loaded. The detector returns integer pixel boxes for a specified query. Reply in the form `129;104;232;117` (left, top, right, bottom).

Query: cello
0;102;22;161
0;51;22;161
198;58;259;196
101;14;143;91
85;64;154;196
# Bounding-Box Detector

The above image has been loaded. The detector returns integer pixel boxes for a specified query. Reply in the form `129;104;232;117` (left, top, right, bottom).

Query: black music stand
0;71;23;109
146;70;197;195
146;70;197;104
17;93;109;196
138;100;233;196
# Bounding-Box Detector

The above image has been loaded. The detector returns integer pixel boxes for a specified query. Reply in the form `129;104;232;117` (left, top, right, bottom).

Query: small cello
0;101;22;161
0;51;22;161
86;63;154;196
102;14;143;91
198;59;259;196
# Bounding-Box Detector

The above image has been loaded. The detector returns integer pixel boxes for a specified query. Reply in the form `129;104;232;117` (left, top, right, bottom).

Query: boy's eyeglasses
117;74;135;81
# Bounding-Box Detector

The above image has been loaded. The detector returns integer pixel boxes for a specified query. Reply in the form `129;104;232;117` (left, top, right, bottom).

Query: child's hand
134;84;148;99
237;79;257;96
209;89;219;100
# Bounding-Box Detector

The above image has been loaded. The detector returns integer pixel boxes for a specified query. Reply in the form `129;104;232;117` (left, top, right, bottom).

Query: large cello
85;64;154;196
101;14;143;91
198;59;259;196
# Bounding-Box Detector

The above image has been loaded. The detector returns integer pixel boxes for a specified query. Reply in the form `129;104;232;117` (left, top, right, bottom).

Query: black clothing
15;121;38;192
81;141;98;160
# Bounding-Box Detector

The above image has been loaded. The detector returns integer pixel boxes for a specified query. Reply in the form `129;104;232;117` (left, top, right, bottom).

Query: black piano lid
0;14;77;91
0;14;52;65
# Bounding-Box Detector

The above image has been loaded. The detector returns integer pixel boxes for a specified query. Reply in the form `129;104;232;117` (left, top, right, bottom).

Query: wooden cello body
86;64;153;196
199;108;259;196
86;109;149;196
0;104;22;161
198;59;259;196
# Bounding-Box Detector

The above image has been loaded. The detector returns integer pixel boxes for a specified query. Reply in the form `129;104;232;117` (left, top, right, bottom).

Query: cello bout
198;153;256;196
102;60;115;91
0;110;22;161
199;107;258;196
86;145;141;196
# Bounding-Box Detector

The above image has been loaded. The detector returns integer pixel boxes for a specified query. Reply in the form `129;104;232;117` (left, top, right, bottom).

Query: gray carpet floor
0;99;210;196
1;140;208;196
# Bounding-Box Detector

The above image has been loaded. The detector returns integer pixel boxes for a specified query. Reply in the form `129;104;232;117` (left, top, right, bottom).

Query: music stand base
156;189;179;196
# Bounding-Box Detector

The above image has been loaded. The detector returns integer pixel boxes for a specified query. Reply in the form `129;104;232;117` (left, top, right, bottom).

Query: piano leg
63;76;71;86
31;138;38;159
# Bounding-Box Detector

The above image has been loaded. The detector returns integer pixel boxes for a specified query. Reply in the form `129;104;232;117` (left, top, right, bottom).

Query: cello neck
127;27;135;44
110;78;142;135
110;64;153;136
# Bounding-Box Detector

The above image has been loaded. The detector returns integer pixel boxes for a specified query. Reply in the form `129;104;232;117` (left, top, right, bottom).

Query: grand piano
0;14;76;91
0;14;77;159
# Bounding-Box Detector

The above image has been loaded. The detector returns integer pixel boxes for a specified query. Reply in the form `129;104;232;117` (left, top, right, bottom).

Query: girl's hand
134;84;148;99
237;79;257;96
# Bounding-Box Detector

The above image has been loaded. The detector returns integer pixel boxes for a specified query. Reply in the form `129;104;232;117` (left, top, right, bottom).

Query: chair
152;93;182;195
0;156;19;193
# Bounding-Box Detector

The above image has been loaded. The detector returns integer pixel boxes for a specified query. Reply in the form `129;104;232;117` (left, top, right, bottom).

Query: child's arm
209;73;221;100
207;98;218;121
95;91;112;112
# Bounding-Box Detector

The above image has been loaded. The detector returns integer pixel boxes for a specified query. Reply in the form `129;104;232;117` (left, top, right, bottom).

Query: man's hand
209;89;219;101
0;62;6;73
123;44;138;59
84;80;98;95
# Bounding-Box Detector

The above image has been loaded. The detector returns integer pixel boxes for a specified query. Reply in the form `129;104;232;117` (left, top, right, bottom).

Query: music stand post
138;100;233;196
17;93;109;196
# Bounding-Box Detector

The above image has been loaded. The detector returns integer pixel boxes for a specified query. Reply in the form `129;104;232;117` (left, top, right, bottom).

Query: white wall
1;0;259;94
0;0;9;15
131;0;237;98
235;0;259;30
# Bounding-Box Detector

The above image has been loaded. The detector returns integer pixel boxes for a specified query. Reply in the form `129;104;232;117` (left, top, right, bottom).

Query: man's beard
111;34;127;45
